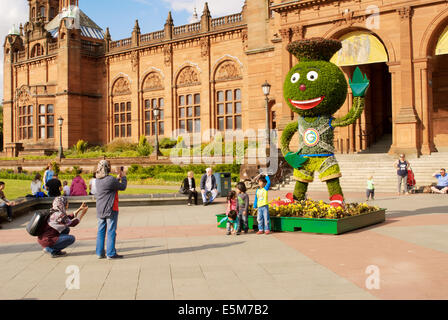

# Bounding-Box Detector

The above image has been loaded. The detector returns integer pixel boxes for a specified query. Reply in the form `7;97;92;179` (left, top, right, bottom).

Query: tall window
178;94;200;133
38;104;54;139
113;102;132;138
40;6;45;18
18;105;34;140
144;98;164;136
31;44;43;58
216;89;242;131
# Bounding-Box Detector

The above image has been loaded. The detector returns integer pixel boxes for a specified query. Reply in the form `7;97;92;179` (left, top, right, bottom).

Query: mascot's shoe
330;194;345;208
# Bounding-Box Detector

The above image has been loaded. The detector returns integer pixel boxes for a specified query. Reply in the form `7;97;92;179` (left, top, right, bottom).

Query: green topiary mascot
281;38;370;208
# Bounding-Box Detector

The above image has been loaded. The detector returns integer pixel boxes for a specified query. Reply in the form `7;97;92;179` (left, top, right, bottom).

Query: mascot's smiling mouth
289;96;325;110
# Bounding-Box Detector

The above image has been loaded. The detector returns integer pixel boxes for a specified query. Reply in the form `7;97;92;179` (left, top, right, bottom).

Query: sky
0;0;245;101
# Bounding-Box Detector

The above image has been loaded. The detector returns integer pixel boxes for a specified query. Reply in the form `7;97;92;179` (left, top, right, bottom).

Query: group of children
218;175;272;235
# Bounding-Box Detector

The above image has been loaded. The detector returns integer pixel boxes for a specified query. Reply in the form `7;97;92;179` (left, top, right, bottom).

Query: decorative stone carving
131;51;139;72
112;77;131;96
279;28;291;42
242;30;248;50
163;45;172;67
143;72;163;91
177;66;200;87
334;10;365;26
398;7;413;20
200;38;209;58
291;25;305;41
17;88;31;105
215;61;241;82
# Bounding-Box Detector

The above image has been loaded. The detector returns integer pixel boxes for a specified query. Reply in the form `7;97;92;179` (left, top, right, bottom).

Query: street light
58;116;65;160
152;106;162;158
262;80;271;147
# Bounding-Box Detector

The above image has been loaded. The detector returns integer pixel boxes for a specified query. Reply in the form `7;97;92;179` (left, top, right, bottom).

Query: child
0;181;15;222
236;182;249;235
254;175;271;235
63;181;71;197
218;211;239;236
366;176;375;201
225;191;238;235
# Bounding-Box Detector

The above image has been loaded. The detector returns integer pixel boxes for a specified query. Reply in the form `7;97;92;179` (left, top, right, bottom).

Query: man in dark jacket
200;168;218;206
95;161;127;260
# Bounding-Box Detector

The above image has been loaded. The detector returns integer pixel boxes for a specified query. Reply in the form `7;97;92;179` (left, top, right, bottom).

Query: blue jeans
201;189;218;204
96;212;118;257
257;205;270;232
0;203;13;219
45;228;75;254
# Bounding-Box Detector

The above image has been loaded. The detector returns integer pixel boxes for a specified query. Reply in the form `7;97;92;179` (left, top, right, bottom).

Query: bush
160;137;178;149
137;136;153;156
105;139;137;153
75;140;89;154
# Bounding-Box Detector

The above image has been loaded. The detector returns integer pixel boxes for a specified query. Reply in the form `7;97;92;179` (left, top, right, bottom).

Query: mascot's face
283;60;348;117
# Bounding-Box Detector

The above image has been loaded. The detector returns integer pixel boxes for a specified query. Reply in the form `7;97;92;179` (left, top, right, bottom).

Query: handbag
179;182;187;194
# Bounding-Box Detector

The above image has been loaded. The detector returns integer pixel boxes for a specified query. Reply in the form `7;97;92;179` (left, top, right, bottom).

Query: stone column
389;6;420;156
414;58;436;155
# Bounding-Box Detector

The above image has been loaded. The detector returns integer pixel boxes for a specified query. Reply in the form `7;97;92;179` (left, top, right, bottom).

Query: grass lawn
1;179;177;201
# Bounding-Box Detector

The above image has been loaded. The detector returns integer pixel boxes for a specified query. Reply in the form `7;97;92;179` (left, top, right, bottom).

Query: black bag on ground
26;210;51;237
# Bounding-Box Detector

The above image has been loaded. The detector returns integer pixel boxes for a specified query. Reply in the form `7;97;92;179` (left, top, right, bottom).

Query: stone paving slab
0;192;447;300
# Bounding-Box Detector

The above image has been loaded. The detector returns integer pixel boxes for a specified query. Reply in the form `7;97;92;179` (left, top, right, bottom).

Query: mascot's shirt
298;115;335;157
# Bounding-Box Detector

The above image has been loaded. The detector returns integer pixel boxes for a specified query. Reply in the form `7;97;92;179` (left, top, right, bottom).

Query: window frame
112;100;132;138
215;88;242;131
143;96;165;136
177;92;201;134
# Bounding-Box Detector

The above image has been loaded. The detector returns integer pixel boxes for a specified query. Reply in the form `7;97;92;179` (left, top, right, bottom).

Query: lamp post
58;116;65;161
152;107;162;158
262;81;271;148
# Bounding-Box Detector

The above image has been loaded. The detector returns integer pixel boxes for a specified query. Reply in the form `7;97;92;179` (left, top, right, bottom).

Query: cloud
162;0;245;18
0;0;28;102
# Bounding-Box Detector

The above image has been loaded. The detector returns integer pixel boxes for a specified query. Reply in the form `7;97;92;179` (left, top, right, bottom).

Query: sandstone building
3;0;448;157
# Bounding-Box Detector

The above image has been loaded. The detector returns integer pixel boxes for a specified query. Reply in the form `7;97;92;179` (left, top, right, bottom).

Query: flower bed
216;198;386;235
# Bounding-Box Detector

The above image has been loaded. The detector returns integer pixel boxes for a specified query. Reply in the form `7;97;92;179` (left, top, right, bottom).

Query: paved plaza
0;191;447;300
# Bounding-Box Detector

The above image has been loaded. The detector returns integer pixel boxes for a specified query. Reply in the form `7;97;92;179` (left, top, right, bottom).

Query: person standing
236;182;249;234
182;171;198;206
394;154;410;196
254;175;271;235
366;176;375;201
45;174;63;197
89;173;97;196
431;169;448;194
70;169;88;196
95;160;127;260
43;163;54;191
200;168;218;206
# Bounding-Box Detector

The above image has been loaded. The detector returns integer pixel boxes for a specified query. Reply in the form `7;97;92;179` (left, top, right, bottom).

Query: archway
330;31;392;153
431;24;448;148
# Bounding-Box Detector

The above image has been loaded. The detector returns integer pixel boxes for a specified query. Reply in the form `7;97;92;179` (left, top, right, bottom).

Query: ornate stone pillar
389;6;420;156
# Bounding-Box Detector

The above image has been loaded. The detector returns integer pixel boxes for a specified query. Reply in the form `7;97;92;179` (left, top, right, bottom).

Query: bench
0;192;193;222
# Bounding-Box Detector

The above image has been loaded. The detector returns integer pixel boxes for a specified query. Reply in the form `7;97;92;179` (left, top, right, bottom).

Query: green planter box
216;209;386;235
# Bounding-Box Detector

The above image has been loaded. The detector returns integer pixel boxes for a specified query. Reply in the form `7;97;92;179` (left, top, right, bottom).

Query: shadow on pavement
386;206;448;218
123;241;246;260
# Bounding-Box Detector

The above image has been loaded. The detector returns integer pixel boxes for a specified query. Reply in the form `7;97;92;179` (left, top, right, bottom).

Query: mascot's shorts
293;156;342;183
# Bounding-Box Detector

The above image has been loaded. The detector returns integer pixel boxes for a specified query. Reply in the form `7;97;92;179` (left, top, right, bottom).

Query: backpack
26;210;51;237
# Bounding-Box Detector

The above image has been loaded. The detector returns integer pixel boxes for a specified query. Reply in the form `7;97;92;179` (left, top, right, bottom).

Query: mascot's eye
307;71;319;81
291;73;300;84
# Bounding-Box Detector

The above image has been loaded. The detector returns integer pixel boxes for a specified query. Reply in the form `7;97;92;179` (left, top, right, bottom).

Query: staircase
280;151;447;193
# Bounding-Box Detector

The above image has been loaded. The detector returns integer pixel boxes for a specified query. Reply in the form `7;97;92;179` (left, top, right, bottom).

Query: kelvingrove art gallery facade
3;0;448;157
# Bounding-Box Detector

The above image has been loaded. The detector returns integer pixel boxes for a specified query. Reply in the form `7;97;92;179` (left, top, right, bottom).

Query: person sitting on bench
200;168;218;206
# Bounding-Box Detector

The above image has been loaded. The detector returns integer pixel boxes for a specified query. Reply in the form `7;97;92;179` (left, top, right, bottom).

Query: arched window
176;66;201;133
50;7;55;19
112;77;132;139
31;44;43;58
40;6;45;18
32;7;36;19
214;60;243;131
